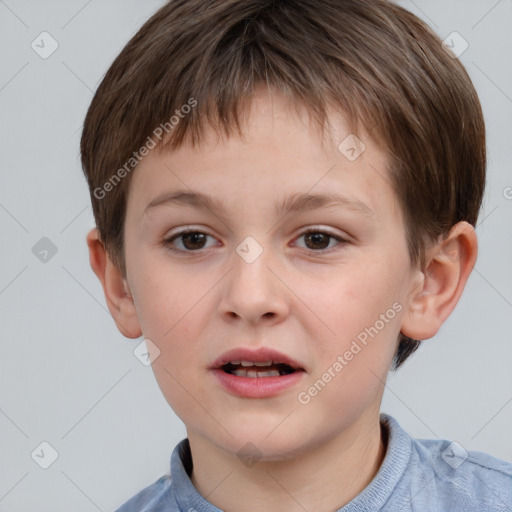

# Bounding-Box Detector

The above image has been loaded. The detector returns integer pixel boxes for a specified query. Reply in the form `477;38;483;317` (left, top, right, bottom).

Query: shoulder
114;474;176;512
409;436;512;511
376;414;512;512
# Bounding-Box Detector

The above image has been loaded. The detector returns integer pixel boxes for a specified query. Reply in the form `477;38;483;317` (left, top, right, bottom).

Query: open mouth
221;360;299;377
212;351;306;397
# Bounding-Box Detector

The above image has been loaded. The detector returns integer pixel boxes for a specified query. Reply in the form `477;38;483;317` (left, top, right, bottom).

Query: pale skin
87;86;477;512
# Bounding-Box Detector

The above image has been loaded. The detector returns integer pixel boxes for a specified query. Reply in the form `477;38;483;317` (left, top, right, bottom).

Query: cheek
130;255;206;338
130;262;215;371
151;357;208;429
305;256;404;364
314;259;401;324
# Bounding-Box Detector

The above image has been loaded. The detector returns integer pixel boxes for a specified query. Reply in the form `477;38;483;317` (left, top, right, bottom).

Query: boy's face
122;87;422;459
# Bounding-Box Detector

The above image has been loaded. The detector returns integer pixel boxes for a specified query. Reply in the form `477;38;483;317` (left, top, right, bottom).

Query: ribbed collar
170;413;412;512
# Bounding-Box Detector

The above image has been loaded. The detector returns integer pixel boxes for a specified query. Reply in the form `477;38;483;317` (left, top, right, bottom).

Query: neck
188;412;387;512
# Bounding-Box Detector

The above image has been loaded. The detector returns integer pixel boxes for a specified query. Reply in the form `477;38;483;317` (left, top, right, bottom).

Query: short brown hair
80;0;486;370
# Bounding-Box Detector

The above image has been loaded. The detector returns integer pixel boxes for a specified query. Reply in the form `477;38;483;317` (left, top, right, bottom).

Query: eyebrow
143;190;374;217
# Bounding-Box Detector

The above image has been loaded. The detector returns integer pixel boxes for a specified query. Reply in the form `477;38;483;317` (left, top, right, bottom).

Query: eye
163;227;348;254
163;229;218;252
295;228;347;251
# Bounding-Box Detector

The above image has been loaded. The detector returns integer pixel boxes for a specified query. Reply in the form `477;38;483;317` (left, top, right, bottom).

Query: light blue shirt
115;413;512;511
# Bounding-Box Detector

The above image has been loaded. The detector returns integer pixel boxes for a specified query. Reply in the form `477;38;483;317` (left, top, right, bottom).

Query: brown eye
296;229;346;252
164;230;216;252
304;232;331;250
180;232;207;250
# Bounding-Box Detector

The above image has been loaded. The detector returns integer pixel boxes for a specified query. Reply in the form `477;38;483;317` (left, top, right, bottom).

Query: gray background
0;0;511;510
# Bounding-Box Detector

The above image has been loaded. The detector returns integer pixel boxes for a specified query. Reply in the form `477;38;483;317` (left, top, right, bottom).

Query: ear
86;228;142;339
400;221;478;341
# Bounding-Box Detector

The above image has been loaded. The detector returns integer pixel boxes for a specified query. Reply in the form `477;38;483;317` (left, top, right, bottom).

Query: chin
220;425;316;462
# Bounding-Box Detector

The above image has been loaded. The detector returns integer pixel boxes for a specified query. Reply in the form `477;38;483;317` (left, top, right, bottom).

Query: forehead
126;87;400;225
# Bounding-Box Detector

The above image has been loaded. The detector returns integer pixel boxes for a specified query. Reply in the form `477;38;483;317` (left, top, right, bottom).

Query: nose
218;240;290;326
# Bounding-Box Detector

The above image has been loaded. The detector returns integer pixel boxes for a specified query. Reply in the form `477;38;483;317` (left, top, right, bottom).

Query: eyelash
162;227;348;254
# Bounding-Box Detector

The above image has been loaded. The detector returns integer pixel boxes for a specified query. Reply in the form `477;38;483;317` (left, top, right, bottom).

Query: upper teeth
231;360;273;367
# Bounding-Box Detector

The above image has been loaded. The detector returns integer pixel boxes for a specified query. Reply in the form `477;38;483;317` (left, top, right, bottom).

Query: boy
81;0;512;510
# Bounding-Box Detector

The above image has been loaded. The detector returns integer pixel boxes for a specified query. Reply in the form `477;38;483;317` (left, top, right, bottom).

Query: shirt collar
170;413;412;512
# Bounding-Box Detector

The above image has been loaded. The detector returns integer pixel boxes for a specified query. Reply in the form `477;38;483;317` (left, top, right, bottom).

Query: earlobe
86;228;142;339
400;222;478;341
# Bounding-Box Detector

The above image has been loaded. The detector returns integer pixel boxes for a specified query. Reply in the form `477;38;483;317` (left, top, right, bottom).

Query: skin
87;85;477;512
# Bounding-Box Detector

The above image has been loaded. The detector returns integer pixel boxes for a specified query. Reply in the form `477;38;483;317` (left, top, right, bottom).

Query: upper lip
210;347;306;371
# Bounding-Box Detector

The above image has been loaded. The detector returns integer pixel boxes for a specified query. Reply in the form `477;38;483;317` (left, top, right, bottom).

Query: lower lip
211;369;306;398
